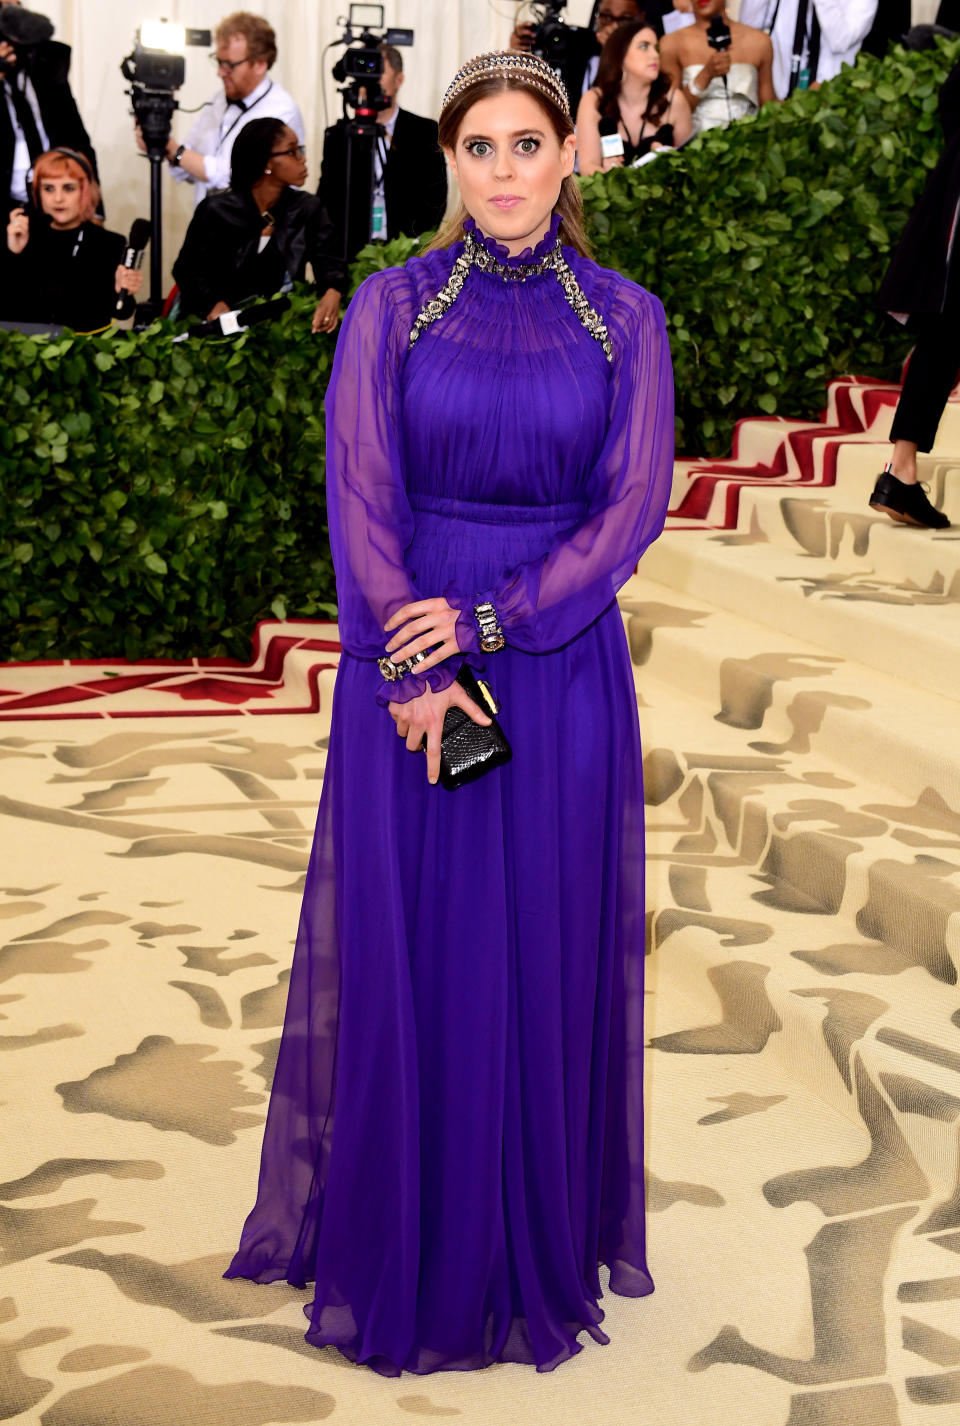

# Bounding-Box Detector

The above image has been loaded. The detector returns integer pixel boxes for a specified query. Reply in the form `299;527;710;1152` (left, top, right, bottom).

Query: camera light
140;20;186;52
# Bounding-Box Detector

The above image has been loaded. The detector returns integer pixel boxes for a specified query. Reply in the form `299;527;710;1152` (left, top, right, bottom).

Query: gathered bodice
683;62;759;133
401;220;612;514
322;219;674;682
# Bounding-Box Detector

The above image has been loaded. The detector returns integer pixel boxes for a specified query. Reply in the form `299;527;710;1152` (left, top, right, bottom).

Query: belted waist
407;491;587;528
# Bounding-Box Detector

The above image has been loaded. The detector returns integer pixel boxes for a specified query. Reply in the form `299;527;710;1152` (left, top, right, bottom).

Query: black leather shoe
869;466;950;529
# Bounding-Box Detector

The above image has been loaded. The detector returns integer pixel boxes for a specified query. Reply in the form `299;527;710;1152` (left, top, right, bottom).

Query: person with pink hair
3;147;140;330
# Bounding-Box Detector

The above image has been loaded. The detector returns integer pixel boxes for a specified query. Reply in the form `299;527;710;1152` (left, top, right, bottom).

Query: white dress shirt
738;0;878;99
4;71;50;203
171;73;304;205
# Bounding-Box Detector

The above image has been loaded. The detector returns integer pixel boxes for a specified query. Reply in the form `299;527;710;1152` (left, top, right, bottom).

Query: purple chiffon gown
225;215;675;1374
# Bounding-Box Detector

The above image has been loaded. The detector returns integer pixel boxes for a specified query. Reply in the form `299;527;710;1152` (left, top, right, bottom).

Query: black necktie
6;74;44;163
228;97;247;111
788;0;821;96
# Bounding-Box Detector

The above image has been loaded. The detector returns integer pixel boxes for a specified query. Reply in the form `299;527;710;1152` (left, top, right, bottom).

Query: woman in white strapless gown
681;61;759;133
660;1;775;137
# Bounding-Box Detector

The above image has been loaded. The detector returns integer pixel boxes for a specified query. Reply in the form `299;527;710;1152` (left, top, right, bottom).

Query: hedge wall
1;39;956;661
582;36;960;455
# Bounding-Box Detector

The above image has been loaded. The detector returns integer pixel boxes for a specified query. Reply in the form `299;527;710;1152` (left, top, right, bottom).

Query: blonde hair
428;74;592;259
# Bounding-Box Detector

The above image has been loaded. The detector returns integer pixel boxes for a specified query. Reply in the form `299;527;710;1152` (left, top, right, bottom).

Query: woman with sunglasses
172;118;347;333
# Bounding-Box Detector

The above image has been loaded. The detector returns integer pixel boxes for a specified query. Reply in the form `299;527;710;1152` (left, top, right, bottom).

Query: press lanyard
216;79;273;153
371;128;391;242
764;0;820;94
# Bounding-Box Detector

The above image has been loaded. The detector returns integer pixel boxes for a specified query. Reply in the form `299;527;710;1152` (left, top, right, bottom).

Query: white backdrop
30;1;602;288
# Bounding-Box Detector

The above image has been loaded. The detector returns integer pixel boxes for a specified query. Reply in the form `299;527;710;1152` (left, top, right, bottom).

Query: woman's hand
114;266;144;296
389;679;491;786
384;596;461;674
6;207;29;256
205;300;231;321
700;48;732;83
311;287;341;334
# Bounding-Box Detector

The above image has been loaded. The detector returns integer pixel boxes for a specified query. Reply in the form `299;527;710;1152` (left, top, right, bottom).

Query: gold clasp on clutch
475;679;499;715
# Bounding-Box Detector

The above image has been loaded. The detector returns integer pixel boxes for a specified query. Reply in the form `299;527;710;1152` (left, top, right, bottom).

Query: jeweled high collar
409;212;613;362
461;214;563;280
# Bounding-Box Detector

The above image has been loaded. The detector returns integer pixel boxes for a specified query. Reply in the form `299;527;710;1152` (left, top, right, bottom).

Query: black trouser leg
890;272;960;452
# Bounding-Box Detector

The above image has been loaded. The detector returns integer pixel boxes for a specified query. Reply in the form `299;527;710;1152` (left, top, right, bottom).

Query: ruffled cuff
443;583;505;657
375;659;458;709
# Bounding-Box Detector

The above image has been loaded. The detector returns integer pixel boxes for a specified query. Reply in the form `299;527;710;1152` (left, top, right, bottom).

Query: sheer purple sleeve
455;284;674;656
325;270;459;706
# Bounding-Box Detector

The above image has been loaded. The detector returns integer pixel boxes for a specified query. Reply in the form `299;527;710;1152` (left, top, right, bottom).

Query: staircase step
621;572;960;808
730;481;960;591
638;530;960;701
667;377;960;533
636;632;960;1206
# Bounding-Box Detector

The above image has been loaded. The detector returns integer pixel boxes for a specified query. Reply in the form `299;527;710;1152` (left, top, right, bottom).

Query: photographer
738;1;878;99
1;1;98;215
510;1;644;113
318;43;447;262
143;11;304;207
2;148;141;331
173;118;346;332
660;1;775;134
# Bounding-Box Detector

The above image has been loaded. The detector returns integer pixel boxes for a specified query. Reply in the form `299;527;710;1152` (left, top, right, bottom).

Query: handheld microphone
114;218;151;320
175;294;291;341
707;14;732;93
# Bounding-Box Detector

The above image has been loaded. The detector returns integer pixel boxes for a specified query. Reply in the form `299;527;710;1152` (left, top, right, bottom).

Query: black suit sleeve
940;59;960;145
32;43;99;183
307;200;348;294
317;124;349;263
385;111;447;242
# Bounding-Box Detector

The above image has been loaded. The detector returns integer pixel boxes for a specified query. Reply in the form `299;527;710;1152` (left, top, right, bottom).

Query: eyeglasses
270;144;306;159
596;9;636;25
209;53;250;72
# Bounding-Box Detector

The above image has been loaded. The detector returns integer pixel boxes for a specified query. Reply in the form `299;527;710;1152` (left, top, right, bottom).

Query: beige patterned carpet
3;378;960;1426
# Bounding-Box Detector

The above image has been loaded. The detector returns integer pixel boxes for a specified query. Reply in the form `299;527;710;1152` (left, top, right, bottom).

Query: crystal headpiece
439;51;571;120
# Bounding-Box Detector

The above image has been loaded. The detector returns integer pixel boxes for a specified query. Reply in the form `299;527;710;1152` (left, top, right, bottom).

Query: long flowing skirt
226;501;654;1373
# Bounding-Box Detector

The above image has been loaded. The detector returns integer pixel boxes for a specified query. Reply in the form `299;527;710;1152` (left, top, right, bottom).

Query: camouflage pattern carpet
2;379;960;1426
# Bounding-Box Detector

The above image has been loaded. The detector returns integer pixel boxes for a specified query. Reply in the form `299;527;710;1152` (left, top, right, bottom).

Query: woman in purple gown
226;50;674;1374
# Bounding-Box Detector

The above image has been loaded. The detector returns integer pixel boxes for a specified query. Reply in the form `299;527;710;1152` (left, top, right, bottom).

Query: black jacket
1;217;123;330
878;60;960;319
318;107;447;263
1;41;98;208
173;187;347;319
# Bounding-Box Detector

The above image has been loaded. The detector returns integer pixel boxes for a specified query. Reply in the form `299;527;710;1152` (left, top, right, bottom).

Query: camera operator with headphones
2;147;142;331
0;1;98;217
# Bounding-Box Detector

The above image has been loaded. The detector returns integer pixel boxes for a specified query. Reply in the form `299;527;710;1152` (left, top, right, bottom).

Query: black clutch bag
422;664;512;791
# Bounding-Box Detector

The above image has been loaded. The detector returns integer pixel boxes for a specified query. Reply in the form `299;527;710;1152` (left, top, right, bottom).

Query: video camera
121;20;211;158
331;3;413;127
529;0;581;70
0;5;54;76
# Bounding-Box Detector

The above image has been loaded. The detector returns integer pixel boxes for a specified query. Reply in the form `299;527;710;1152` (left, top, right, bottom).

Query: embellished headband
439;51;571;119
